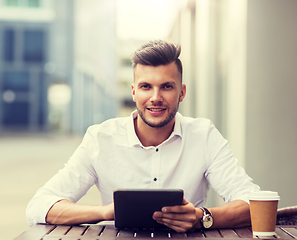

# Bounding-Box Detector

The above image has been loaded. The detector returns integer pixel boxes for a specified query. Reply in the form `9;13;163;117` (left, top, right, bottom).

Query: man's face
131;62;186;128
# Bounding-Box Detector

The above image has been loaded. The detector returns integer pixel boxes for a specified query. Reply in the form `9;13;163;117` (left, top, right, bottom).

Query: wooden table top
14;224;297;240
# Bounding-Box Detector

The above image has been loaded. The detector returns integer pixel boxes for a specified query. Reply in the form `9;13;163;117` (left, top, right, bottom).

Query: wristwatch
200;207;214;229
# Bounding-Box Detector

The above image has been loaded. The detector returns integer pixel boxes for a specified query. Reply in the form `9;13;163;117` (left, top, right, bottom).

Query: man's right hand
101;202;114;220
46;199;114;225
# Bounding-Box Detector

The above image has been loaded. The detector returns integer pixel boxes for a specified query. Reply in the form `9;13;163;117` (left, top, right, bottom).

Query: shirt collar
173;112;182;138
127;110;183;148
127;110;141;147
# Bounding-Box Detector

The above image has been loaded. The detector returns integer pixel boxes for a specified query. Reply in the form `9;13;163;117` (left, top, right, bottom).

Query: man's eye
163;85;173;89
140;85;150;89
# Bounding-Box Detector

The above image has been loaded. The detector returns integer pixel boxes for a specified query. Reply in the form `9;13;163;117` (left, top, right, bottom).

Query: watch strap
200;207;213;229
200;207;211;216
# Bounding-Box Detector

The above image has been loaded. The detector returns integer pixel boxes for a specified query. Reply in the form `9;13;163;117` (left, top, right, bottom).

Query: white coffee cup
249;191;280;238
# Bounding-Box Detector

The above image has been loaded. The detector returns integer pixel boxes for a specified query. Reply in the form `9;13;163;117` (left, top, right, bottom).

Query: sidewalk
0;132;102;240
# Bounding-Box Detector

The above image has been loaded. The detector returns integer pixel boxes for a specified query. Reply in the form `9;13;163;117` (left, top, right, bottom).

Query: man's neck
134;117;175;147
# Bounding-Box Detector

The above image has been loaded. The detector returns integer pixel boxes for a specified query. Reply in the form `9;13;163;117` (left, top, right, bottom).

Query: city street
0;132;102;240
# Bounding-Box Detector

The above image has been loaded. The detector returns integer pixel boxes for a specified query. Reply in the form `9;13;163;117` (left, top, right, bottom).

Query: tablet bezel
113;189;184;229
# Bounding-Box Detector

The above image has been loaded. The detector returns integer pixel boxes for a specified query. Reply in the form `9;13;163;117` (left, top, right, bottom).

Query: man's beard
136;103;179;128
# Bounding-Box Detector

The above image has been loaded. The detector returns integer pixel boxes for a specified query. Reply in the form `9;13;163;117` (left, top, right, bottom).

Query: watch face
202;215;213;229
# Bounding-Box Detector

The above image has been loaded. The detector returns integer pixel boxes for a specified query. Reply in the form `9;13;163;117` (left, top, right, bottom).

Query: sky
116;0;186;40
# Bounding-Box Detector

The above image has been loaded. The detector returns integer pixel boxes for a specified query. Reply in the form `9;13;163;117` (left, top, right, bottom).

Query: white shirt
26;111;260;226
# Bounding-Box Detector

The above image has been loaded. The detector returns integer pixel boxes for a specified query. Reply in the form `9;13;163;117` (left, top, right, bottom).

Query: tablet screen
114;189;184;229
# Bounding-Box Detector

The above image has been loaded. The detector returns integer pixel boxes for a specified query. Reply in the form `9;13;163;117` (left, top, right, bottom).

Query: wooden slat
186;230;204;238
47;225;71;236
43;237;98;240
43;237;65;240
135;229;153;238
100;225;119;237
234;227;253;238
203;229;222;238
153;229;170;238
63;237;99;240
169;231;187;238
275;227;295;239
14;233;49;240
32;224;57;233
83;225;104;236
14;224;56;240
66;225;88;236
76;238;99;240
117;229;136;238
219;229;240;238
281;227;297;239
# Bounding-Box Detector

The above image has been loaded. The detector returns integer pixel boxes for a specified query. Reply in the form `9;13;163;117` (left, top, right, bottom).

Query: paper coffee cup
249;191;280;238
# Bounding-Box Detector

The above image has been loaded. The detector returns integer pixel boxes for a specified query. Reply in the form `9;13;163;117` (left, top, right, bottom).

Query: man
27;40;260;232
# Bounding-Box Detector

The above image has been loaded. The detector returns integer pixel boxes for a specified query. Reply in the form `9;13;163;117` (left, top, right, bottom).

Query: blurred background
0;0;297;239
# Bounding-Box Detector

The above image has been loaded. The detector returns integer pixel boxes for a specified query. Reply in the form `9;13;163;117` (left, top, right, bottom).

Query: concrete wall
170;0;297;208
71;0;118;134
245;0;297;208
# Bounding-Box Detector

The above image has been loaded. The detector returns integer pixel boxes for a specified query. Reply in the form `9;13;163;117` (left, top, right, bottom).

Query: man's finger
162;202;194;214
183;198;189;205
156;218;192;233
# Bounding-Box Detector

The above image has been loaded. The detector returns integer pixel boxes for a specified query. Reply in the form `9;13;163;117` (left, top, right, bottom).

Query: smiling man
27;40;260;232
132;61;186;147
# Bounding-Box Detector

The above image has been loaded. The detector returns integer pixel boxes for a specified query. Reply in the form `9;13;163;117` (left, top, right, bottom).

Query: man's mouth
147;108;166;112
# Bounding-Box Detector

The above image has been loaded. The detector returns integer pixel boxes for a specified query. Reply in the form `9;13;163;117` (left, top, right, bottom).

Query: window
3;29;15;62
3;71;30;91
28;0;40;7
5;0;40;8
2;71;30;125
121;58;132;67
23;30;44;62
5;0;18;6
3;102;30;125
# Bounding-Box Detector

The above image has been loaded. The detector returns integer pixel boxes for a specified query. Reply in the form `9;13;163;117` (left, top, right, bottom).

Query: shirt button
156;148;159;152
154;178;157;181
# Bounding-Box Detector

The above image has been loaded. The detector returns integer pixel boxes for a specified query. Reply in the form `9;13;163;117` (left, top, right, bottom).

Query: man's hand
46;200;115;225
101;202;115;220
152;199;251;232
152;198;202;232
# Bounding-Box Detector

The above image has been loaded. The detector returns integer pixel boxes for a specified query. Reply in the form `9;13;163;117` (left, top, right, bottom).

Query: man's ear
179;84;186;103
131;83;136;102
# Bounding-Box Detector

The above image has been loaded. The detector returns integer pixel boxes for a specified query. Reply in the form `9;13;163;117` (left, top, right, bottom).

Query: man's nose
150;88;163;103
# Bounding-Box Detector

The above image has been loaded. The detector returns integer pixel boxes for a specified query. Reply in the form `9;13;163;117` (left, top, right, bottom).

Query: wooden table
14;224;297;240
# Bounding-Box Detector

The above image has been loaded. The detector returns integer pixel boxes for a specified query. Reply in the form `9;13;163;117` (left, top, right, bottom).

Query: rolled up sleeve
26;127;98;226
205;123;260;204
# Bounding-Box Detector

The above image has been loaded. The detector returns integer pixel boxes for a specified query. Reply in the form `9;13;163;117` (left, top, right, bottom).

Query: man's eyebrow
137;81;151;86
161;81;177;86
137;81;177;87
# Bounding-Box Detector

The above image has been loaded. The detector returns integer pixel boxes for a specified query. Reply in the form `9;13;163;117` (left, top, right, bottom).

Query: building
0;0;119;134
70;0;118;135
0;0;56;131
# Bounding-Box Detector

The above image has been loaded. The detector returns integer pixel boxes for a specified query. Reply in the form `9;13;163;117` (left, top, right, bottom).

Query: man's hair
131;40;183;80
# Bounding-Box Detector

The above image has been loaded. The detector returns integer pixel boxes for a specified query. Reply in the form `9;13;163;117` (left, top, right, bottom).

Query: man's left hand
152;198;202;232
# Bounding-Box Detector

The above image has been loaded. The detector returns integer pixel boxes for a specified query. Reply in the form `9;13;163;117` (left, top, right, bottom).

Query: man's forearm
46;199;114;225
209;200;251;229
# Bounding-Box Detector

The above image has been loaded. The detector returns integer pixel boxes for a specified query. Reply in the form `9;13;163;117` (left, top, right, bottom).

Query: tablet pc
114;189;184;229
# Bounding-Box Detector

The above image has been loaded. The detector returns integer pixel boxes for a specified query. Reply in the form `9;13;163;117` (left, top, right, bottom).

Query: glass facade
3;102;29;125
3;29;14;62
23;30;44;62
5;0;40;8
0;26;47;129
2;71;30;91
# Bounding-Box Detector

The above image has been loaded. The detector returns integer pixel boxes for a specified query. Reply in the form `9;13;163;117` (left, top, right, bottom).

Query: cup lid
249;191;280;201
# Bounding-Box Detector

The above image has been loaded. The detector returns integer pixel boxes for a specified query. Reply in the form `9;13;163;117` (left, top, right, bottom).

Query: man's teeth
149;109;164;111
